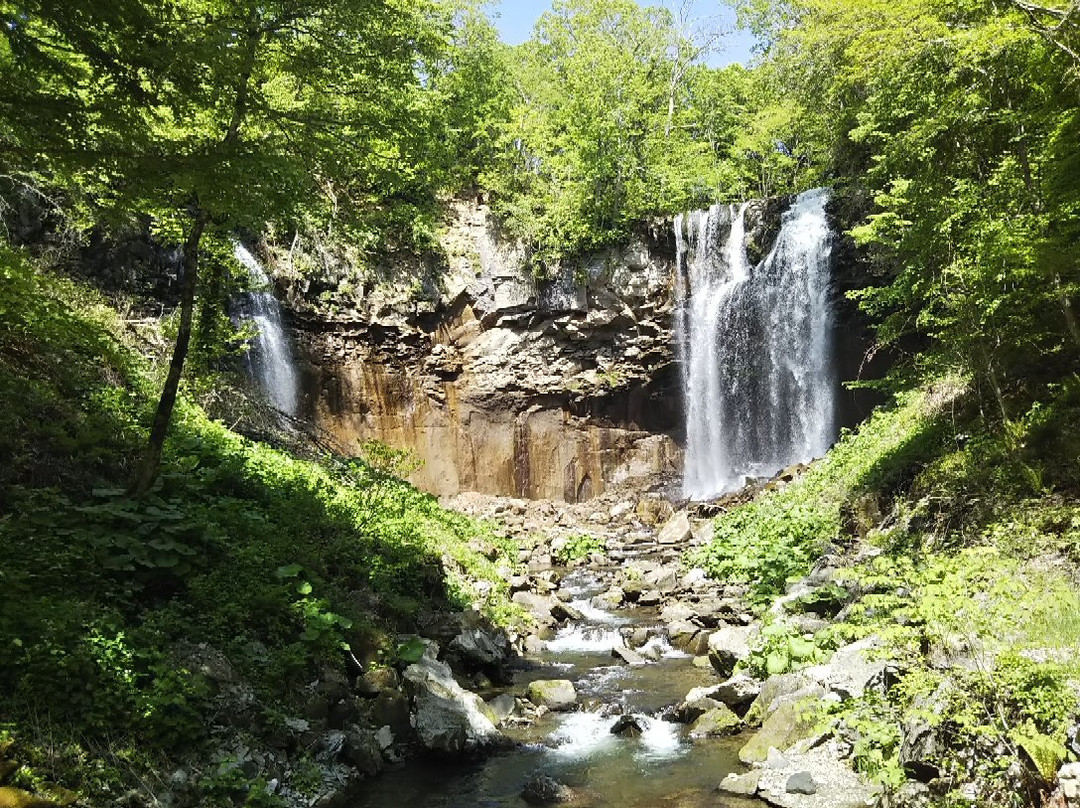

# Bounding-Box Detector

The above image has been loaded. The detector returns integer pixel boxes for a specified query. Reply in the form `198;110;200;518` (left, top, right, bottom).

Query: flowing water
233;243;300;417
675;189;838;500
356;570;755;808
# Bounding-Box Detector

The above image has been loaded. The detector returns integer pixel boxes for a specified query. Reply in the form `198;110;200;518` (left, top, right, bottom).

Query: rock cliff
285;201;687;501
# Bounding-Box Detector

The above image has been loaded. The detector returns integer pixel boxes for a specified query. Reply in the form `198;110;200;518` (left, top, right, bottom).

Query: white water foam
545;625;626;655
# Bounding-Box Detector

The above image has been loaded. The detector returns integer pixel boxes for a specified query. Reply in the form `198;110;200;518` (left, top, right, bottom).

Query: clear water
675;189;838;500
353;578;756;808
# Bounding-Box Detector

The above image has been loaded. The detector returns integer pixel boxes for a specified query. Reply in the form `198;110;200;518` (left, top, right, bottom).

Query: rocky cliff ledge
277;197;863;502
284;201;691;501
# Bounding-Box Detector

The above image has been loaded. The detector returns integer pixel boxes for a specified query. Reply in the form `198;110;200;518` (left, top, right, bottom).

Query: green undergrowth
0;246;519;802
688;380;958;605
702;372;1080;804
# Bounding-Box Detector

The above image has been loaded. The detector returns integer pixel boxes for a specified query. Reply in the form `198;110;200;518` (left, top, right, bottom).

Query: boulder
611;646;648;667
745;673;815;726
513;592;559;625
657;511;692;545
673;697;721;724
342;728;383;776
450;625;511;669
718;770;762;796
804;638;887;701
786;772;817;795
527;680;578;712
592;587;624;610
685;631;712;657
712;673;762;714
551;600;585;622
1061;762;1080;805
707;624;754;678
739;698;823;763
521;773;574;805
611;715;645;737
402;657;504;756
689;706;742;738
486;693;517;724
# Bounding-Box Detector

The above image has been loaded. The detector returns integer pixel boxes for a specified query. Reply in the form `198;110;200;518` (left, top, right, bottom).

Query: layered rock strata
290;202;686;501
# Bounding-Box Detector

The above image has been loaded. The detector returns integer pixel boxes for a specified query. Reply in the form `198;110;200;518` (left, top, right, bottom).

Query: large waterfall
674;188;837;500
233;243;300;418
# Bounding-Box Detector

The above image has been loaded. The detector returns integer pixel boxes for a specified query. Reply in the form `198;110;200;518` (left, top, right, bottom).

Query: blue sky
489;0;757;67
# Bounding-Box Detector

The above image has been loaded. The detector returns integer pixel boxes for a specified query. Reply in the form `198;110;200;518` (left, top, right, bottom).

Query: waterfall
675;188;837;500
233;243;300;418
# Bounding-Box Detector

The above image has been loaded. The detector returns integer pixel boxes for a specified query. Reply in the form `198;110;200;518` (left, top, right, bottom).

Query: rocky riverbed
116;462;1080;808
152;471;899;808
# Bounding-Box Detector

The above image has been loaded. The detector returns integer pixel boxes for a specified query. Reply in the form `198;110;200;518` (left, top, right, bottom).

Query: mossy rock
688;705;742;738
738;698;823;763
527;679;577;711
0;787;58;808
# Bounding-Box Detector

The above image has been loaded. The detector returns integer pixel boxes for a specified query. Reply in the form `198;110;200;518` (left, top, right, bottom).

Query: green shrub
552;533;605;565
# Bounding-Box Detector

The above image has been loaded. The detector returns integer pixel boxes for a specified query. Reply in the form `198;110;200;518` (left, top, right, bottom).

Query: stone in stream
667;621;700;651
673;697;721;724
610;714;644;737
591;587;624;610
611;646;648;666
688;705;742;738
685;630;711;657
527;680;578;712
512;592;559;627
637;589;663;607
522;773;574;805
486;693;517;723
621;577;645;602
551;601;584;622
402;657;505;756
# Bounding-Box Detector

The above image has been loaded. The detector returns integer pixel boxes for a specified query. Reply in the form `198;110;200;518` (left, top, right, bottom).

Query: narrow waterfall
233;243;300;418
675;188;837;499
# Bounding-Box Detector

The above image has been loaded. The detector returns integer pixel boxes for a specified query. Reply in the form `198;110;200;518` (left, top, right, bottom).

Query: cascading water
675;188;837;500
233;243;300;418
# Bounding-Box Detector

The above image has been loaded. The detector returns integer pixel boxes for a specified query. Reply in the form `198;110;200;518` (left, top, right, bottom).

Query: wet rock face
290;201;683;502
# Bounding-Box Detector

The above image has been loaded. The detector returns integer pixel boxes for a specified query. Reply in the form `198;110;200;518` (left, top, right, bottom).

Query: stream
357;562;758;808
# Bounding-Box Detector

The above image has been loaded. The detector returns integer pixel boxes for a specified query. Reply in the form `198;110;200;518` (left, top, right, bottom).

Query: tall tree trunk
130;209;208;495
129;16;260;496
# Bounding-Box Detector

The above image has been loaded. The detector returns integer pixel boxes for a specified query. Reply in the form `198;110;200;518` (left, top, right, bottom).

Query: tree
485;0;732;265
742;0;1080;415
1;0;445;491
